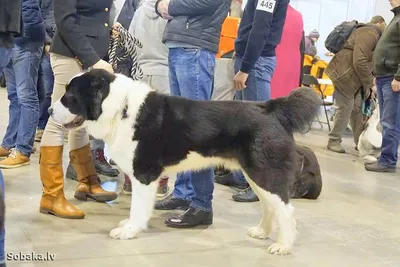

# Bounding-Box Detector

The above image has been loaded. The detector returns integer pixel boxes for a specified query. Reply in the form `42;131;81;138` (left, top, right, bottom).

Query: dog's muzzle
49;100;84;129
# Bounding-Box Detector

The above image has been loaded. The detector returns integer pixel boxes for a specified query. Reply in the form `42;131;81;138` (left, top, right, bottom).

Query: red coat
271;5;304;99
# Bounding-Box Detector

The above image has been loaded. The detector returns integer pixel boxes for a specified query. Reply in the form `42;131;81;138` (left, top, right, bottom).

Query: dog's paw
267;243;291;255
118;219;130;228
247;226;270;239
109;223;140;240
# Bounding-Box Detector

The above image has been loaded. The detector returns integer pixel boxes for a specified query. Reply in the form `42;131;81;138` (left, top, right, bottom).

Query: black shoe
65;163;78;181
365;162;396;173
93;149;119;177
214;170;249;190
165;207;213;228
109;159;117;166
232;187;259;202
154;194;190;210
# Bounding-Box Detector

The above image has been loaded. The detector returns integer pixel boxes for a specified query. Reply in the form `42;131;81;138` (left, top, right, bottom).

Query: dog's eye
64;91;76;102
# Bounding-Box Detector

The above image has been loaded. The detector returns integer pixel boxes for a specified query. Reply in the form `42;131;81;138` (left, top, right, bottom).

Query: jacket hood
143;0;158;19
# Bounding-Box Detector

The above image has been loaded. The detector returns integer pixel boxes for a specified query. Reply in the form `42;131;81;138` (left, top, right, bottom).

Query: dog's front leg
109;176;158;240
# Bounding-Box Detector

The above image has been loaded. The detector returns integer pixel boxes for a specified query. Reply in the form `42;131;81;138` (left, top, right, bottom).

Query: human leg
164;48;216;228
327;89;354;153
155;49;194;211
1;57;19;157
366;76;399;172
39;53;84;219
0;42;42;168
232;56;276;202
349;89;364;146
36;52;54;134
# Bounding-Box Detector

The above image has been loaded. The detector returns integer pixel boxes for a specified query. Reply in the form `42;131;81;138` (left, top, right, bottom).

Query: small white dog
357;104;381;164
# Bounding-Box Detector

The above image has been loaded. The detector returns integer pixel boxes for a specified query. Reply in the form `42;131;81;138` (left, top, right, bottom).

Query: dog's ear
88;90;103;120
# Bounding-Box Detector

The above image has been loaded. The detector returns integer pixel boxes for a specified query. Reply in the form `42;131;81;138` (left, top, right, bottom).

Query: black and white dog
50;69;320;255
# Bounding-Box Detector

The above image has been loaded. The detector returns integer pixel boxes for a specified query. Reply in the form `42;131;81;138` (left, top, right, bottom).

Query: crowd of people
0;0;399;265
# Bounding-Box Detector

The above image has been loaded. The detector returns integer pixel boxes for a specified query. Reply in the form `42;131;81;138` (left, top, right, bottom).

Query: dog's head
49;69;116;130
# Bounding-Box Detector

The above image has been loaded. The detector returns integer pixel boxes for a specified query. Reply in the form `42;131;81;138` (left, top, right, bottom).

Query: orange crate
217;16;240;58
221;16;240;38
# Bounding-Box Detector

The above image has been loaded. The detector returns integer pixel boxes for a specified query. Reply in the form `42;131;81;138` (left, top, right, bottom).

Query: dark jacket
157;0;231;53
15;0;46;46
0;0;22;48
235;0;289;73
50;0;113;69
325;25;381;99
373;6;400;81
40;0;56;45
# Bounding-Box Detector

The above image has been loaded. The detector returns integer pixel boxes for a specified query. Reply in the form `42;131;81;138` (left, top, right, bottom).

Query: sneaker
35;129;44;142
157;177;170;199
0;149;30;169
0;146;10;159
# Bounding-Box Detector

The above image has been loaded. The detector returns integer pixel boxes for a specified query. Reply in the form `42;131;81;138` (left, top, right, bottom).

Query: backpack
325;20;360;54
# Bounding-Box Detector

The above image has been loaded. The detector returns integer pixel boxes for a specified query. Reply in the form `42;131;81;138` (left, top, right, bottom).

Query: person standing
326;18;385;153
304;29;319;58
39;0;118;220
128;0;170;198
366;1;400;173
0;0;22;263
228;0;289;202
154;0;231;228
270;4;304;99
67;0;138;180
0;0;45;168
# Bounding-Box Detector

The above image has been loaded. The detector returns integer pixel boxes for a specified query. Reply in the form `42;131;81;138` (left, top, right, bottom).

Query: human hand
44;45;50;54
391;79;400;92
111;22;122;38
233;71;249;90
92;59;114;74
373;77;376;86
157;0;173;20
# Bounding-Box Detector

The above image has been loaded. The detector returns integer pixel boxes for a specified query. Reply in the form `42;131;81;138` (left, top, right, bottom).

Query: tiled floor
1;87;399;267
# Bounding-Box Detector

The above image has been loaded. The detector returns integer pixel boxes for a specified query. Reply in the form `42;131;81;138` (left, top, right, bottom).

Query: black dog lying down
291;145;322;199
216;145;322;200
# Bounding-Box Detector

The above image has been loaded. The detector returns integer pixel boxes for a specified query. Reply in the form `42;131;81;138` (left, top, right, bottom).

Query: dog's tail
264;87;321;133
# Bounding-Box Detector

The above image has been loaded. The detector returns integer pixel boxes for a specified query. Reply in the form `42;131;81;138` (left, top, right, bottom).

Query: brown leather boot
69;144;118;202
39;146;85;219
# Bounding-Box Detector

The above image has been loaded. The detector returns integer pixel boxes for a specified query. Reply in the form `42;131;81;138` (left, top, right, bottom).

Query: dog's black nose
48;107;53;116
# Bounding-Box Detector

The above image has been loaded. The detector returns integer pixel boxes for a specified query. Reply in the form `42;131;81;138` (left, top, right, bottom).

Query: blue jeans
37;52;54;130
2;42;43;156
0;170;4;264
376;75;400;168
0;48;11;71
169;47;216;211
232;55;277;184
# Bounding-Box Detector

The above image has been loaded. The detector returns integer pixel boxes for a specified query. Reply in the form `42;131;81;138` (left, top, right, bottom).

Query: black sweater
235;0;289;73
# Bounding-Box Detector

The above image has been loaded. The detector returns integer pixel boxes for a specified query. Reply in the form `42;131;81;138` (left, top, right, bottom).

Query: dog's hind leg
243;173;296;255
109;176;158;240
